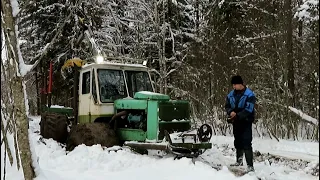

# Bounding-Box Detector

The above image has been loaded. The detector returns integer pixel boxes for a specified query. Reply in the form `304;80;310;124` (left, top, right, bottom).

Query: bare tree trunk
195;0;199;31
155;1;163;93
297;0;303;88
162;0;167;94
285;0;295;105
41;59;47;110
35;68;40;115
1;0;34;179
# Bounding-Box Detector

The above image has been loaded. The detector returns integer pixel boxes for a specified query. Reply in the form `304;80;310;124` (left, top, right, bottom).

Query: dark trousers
233;122;253;166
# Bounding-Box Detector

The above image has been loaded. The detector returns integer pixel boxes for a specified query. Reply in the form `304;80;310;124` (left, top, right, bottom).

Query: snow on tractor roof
82;61;148;69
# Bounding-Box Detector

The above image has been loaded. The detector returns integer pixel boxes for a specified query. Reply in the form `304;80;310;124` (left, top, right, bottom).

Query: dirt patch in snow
66;123;119;151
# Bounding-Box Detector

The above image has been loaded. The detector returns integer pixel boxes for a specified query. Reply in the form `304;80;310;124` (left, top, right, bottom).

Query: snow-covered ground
27;116;318;180
210;135;319;162
1;130;24;180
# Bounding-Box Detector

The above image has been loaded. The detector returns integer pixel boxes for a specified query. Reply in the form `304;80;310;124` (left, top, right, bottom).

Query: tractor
40;58;213;158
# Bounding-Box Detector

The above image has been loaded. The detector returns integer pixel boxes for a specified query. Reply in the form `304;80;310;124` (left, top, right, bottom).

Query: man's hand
230;111;236;118
227;111;237;123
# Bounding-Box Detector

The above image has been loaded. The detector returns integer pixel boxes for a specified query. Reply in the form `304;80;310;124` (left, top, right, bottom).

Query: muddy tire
40;112;69;144
66;123;119;151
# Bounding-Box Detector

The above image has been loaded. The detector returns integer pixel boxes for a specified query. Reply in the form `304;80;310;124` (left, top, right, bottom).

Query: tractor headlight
95;55;104;64
142;60;147;66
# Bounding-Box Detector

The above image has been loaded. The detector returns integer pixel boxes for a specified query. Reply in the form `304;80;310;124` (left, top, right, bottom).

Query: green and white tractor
40;58;212;158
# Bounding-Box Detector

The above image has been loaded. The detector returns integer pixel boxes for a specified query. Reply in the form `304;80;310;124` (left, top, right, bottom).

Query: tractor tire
66;123;119;151
40;112;69;144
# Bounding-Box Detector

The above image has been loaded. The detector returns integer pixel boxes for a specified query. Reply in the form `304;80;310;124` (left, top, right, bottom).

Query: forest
2;0;319;144
1;0;319;179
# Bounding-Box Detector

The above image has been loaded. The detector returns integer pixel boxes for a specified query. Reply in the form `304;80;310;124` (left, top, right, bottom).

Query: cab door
78;69;92;123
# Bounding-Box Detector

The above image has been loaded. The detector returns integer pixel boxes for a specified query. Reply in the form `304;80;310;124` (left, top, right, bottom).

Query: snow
26;116;319;180
209;135;319;162
100;61;146;68
22;81;30;115
2;30;7;63
1;117;24;180
10;0;20;17
47;105;73;109
172;0;177;6
28;135;41;176
15;25;33;77
218;0;225;8
28;117;238;180
82;61;147;69
289;106;318;126
138;91;165;95
1;143;24;180
294;0;319;22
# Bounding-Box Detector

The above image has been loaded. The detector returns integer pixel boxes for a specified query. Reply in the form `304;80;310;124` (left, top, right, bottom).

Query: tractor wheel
66;123;119;151
40;112;69;144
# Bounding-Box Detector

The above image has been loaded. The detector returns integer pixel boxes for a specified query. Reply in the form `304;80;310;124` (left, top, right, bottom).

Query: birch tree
1;0;34;179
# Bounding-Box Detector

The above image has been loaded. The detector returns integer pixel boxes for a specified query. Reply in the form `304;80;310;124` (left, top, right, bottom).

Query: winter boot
230;149;244;166
244;148;254;171
246;165;255;172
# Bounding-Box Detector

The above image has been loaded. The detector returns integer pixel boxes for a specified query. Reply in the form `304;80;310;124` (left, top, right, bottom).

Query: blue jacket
225;87;256;123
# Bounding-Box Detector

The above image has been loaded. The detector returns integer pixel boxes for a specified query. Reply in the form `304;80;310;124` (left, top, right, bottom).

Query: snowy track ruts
202;143;319;177
254;151;319;176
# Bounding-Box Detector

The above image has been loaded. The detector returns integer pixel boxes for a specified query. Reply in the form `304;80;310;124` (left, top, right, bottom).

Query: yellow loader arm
62;58;86;70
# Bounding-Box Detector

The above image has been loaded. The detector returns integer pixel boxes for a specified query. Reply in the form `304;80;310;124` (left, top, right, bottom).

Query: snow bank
27;117;242;180
1;133;24;180
1;116;24;180
36;145;243;180
29;138;240;179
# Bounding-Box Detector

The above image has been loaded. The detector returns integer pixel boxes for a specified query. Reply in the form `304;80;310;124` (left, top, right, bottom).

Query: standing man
225;75;256;172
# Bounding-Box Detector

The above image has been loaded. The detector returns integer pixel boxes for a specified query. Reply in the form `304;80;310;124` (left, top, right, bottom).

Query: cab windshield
97;69;153;102
125;71;153;97
97;69;127;102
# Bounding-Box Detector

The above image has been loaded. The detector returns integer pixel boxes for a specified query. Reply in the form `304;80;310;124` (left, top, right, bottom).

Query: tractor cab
78;62;154;123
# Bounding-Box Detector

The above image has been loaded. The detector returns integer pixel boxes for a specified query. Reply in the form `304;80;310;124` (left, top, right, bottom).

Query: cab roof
81;61;148;71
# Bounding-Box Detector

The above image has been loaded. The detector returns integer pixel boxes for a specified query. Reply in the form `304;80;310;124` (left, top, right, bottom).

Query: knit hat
231;75;243;84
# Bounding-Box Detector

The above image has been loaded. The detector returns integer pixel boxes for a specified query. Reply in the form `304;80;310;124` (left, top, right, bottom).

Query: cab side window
92;71;97;103
82;71;90;94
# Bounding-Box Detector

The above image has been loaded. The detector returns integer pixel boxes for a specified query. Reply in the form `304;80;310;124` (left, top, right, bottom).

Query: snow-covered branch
229;53;254;60
26;10;74;75
235;32;282;42
289;106;319;126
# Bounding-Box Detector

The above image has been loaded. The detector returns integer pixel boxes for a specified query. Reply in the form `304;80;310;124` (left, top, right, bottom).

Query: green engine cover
114;92;211;151
115;92;192;142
